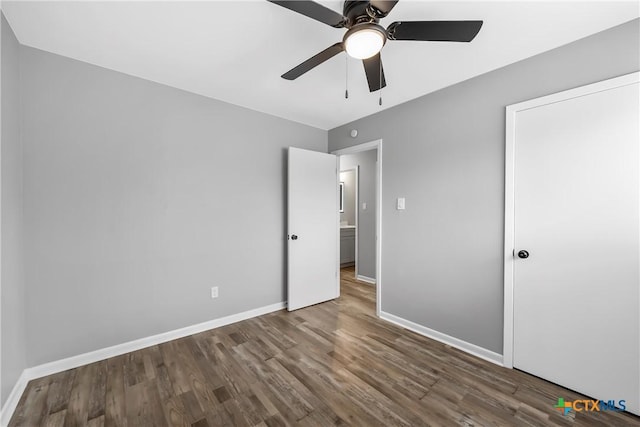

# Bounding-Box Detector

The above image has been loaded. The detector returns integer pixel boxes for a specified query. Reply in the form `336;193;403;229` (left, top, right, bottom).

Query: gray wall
1;13;26;405
339;170;356;225
329;19;640;353
20;46;327;366
340;151;377;280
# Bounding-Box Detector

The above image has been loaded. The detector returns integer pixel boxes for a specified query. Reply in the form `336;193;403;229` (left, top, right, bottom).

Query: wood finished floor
10;267;640;426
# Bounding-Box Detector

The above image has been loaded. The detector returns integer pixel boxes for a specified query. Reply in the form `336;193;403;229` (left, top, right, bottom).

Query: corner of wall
0;10;27;414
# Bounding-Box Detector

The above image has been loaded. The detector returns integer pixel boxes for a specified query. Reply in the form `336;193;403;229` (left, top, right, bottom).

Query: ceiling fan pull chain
379;59;383;106
345;55;349;99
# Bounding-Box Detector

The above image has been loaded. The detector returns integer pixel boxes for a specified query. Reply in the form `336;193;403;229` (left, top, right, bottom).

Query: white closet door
512;75;639;415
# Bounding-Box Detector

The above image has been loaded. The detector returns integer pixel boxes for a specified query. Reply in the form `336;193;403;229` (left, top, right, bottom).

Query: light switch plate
362;202;367;210
397;197;405;210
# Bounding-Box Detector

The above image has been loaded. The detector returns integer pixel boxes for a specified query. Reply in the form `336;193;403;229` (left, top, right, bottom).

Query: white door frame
332;139;382;317
503;72;640;368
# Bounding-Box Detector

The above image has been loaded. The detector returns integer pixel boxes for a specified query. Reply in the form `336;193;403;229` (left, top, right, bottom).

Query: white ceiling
2;1;638;129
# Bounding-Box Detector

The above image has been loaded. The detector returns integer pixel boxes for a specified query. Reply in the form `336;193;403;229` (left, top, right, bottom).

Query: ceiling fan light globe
344;28;385;59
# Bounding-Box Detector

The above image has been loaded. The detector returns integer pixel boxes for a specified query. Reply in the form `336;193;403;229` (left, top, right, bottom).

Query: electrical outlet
211;286;219;299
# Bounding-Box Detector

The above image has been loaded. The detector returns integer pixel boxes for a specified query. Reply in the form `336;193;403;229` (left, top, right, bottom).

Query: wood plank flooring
10;267;640;426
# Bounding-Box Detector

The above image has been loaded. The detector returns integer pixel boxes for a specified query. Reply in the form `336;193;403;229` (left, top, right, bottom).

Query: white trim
356;275;376;285
507;72;639;114
0;10;4;417
333;140;380;154
335;155;341;302
380;311;504;366
0;301;285;425
376;144;381;317
503;94;516;369
355;166;359;279
0;371;28;427
333;139;382;317
503;72;640;369
28;301;286;379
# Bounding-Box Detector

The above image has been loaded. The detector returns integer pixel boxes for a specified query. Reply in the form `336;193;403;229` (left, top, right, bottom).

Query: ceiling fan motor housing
343;1;383;27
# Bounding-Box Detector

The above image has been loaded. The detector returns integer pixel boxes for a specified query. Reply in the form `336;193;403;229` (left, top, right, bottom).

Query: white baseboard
0;301;286;426
356;275;376;285
0;370;28;427
379;311;503;366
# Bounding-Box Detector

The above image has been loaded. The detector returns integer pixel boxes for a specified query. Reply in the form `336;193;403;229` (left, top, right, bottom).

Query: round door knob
517;250;529;259
291;235;298;240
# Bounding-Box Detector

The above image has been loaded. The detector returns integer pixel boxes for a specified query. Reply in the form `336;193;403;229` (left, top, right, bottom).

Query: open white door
288;147;339;311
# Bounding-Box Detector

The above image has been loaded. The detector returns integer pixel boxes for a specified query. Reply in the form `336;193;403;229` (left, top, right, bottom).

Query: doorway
339;167;358;270
332;140;382;316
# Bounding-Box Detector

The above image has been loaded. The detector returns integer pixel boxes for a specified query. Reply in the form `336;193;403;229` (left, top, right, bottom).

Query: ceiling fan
268;1;483;92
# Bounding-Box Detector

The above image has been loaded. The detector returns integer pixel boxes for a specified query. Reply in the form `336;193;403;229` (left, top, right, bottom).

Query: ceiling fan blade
368;1;399;18
362;53;386;92
282;43;344;80
387;21;483;42
268;1;346;28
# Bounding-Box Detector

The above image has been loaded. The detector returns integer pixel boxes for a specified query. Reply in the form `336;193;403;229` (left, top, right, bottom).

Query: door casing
332;139;383;317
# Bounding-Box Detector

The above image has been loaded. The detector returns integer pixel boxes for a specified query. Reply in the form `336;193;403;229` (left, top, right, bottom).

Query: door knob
291;234;298;240
517;250;529;259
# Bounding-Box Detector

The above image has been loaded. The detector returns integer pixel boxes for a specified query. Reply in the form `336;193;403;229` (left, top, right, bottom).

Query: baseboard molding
379;311;503;366
356;275;376;285
0;370;28;427
0;301;286;426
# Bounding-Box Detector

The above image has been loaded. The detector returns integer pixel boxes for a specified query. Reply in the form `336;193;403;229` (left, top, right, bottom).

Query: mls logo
554;397;626;415
554;398;572;416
